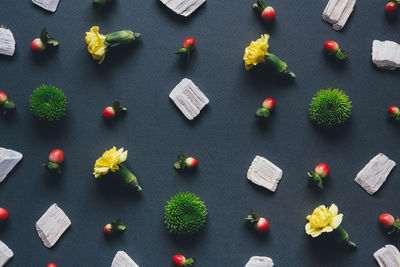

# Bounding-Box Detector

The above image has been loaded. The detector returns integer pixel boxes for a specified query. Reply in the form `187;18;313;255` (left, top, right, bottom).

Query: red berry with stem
49;149;64;164
185;157;197;168
261;6;276;21
388;106;399;116
386;2;398;15
0;91;7;104
47;264;57;267
315;163;329;178
103;224;113;234
245;209;269;232
31;38;45;52
262;98;275;110
307;163;329;189
174;154;197;170
0;208;8;221
103;106;115;119
379;213;395;228
183;38;195;50
103;101;127;120
173;255;194;266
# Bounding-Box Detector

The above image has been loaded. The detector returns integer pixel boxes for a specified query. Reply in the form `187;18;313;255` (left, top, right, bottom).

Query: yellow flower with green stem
93;147;142;191
305;204;356;248
243;34;295;78
85;26;141;64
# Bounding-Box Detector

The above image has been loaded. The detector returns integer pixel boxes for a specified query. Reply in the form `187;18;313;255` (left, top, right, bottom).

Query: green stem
335;49;347;60
331;226;357;248
265;53;296;79
117;164;142;191
105;31;141;49
253;0;267;13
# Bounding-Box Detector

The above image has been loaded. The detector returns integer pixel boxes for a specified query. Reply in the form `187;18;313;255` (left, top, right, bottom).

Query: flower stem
265;53;296;79
105;31;141;49
331;226;357;248
117;164;142;192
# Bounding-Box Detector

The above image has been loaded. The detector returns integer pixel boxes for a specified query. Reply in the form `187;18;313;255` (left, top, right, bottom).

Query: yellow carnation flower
85;26;107;64
93;147;127;178
243;34;270;71
305;204;343;238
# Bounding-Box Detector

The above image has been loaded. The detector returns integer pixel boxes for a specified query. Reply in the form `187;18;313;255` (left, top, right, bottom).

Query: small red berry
386;2;398;15
261;6;276;21
388;106;399;116
30;38;45;52
255;217;269;232
103;106;115;119
183;38;195;50
315;163;330;178
0;91;8;104
103;224;113;234
262;98;275;110
173;255;186;266
185;157;198;168
49;149;64;164
47;264;57;267
324;41;339;54
0;208;8;221
379;213;395;228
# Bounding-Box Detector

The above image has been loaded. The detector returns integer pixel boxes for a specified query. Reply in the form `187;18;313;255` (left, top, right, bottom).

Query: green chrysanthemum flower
165;192;207;236
30;85;67;121
309;88;352;128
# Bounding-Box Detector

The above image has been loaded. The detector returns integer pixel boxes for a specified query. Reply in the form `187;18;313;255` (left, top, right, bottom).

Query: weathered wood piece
111;251;139;267
0;147;23;183
36;203;71;248
32;0;60;12
247;156;282;192
0;28;15;56
160;0;206;17
245;256;274;267
374;245;400;267
0;241;13;267
169;78;209;120
354;153;396;195
372;40;400;70
322;0;356;31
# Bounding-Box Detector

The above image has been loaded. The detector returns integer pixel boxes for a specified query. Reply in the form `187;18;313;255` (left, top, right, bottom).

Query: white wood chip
247;156;282;192
160;0;206;17
374;245;400;267
354;153;396;195
36;203;71;248
372;40;400;70
322;0;356;31
111;251;139;267
0;241;13;267
245;256;274;267
32;0;60;12
0;28;15;57
169;78;209;120
0;147;22;183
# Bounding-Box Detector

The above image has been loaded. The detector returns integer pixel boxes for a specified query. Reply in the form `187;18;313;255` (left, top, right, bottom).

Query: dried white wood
0;147;22;183
245;256;274;267
36;203;71;248
0;28;15;56
169;78;209;120
354;153;396;195
372;40;400;70
160;0;206;17
247;156;282;192
0;241;13;267
374;245;400;267
111;251;139;267
322;0;356;31
32;0;60;12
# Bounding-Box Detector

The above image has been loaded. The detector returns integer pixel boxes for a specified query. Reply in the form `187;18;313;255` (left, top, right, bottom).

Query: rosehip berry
103;106;115;119
49;149;64;164
262;98;275;110
0;208;8;221
324;41;339;54
386;2;398;15
379;213;395;228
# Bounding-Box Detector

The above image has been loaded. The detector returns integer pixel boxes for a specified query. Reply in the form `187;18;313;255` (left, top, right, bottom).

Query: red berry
103;224;113;234
103;106;115;119
386;2;398;15
379;213;395;228
388;106;399;116
47;264;57;267
255;217;269;232
0;91;8;104
183;38;195;51
261;6;276;21
49;149;64;164
0;208;8;221
30;38;45;52
324;41;339;54
173;255;186;266
315;163;329;178
262;98;275;110
185;157;197;168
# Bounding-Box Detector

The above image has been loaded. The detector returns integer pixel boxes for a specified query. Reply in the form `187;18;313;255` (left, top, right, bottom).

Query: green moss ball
30;85;67;121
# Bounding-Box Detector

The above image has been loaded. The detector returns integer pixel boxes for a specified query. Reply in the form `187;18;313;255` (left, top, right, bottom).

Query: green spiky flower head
30;85;67;121
165;192;207;236
309;88;352;128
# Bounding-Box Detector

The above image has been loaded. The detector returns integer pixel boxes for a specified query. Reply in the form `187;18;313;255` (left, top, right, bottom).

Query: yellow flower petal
310;229;322;237
243;34;269;71
321;226;333;233
331;214;343;229
93;147;128;178
305;203;343;236
85;26;107;64
329;204;338;216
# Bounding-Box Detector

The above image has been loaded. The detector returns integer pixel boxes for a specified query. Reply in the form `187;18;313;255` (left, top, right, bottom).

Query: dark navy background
1;0;400;266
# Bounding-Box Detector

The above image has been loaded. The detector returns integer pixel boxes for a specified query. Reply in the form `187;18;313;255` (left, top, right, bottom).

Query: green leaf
335;49;347;60
111;219;126;232
176;47;188;54
112;101;127;113
40;28;59;47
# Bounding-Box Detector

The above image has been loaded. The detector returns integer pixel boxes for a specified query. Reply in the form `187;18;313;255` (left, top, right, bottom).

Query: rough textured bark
372;40;400;70
111;251;139;267
374;245;400;267
247;156;282;192
245;256;274;267
160;0;206;17
0;28;15;56
322;0;356;31
0;147;22;183
0;241;13;267
32;0;60;12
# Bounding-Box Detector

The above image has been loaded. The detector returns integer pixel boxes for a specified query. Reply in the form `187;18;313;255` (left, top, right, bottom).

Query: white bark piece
160;0;206;17
0;147;22;183
0;28;15;56
0;241;13;267
372;40;400;70
247;156;282;192
169;78;209;120
322;0;356;31
245;256;274;267
374;245;400;267
354;153;396;195
32;0;60;12
111;251;139;267
36;203;71;248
